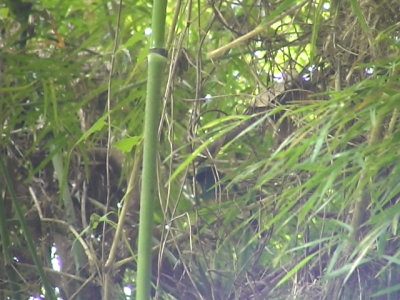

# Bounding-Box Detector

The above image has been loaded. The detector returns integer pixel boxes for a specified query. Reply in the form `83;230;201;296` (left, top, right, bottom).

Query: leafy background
1;0;400;299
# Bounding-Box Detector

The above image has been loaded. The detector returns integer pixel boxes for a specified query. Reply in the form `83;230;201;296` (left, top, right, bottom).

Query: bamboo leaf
74;115;107;147
275;251;319;288
113;136;143;153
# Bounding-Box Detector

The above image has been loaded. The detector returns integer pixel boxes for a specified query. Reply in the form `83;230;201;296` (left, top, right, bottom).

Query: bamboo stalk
136;0;168;298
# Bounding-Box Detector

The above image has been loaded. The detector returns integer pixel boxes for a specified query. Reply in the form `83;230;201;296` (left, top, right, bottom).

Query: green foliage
1;0;400;299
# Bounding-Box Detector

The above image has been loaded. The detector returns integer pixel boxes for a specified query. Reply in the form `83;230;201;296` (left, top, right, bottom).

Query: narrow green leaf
118;32;145;52
286;236;332;253
310;0;324;62
113;136;143;153
349;0;374;47
200;115;248;130
0;159;56;299
74;115;107;147
275;251;319;288
310;119;331;162
371;285;400;298
169;121;244;183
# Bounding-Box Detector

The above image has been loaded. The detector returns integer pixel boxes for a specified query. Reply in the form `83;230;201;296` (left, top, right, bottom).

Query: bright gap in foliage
51;245;61;272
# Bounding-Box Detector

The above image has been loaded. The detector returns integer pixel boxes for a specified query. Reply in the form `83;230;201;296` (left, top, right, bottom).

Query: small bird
195;166;222;202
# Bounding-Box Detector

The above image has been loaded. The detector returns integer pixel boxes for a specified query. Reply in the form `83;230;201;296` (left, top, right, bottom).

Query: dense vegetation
1;0;400;299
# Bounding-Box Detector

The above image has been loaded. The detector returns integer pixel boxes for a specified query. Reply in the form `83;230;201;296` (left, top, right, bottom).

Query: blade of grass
0;158;56;299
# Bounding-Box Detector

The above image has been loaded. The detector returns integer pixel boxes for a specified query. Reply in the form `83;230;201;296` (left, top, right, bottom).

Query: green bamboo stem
136;0;167;298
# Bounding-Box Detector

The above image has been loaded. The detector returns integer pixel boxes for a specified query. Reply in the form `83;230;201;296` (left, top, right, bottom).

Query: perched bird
195;166;222;202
